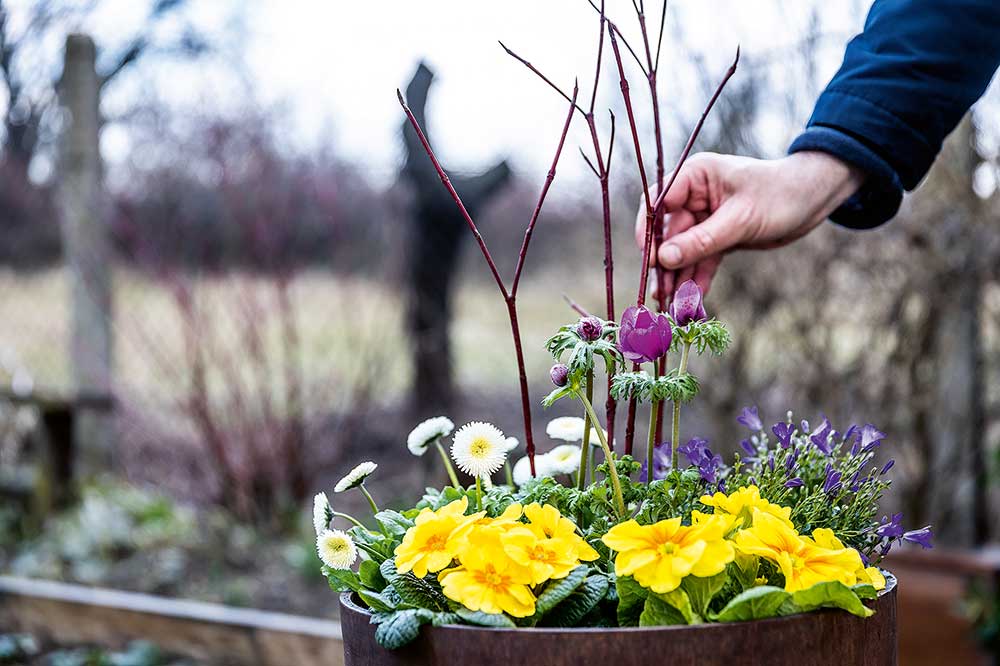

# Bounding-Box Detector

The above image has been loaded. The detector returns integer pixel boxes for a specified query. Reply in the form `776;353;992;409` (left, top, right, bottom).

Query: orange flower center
425;534;447;551
480;564;504;587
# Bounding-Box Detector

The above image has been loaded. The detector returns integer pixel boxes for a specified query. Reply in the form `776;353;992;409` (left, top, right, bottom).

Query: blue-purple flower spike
772;422;794;448
737;406;763;431
784;478;804;488
876;513;904;539
822;464;842;494
810;416;833;454
639;441;672;482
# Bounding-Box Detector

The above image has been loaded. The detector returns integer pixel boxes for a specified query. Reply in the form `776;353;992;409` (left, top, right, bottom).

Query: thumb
657;199;746;269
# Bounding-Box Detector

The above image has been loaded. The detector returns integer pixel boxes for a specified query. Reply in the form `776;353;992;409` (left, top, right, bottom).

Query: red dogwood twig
397;83;579;474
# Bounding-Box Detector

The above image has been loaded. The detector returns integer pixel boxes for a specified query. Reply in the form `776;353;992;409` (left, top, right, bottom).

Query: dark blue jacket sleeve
788;0;1000;229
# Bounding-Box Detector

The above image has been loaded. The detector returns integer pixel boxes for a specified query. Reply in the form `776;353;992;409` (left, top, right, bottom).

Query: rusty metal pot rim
339;571;896;635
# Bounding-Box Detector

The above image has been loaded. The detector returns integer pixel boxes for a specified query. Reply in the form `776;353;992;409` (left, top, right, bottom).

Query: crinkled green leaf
379;558;449;612
681;571;728;617
540;574;609;627
373;609;432;650
790;581;873;618
534;566;588;616
639;590;695;626
454;608;517;628
374;510;413;537
713;585;791;622
615;575;648;627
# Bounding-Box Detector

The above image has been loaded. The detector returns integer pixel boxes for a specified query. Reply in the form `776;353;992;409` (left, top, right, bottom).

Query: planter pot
340;577;897;666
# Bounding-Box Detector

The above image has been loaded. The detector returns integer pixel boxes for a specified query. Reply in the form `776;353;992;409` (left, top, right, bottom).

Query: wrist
785;151;865;222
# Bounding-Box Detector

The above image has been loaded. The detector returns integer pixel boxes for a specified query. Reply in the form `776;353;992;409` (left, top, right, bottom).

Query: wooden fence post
57;33;114;471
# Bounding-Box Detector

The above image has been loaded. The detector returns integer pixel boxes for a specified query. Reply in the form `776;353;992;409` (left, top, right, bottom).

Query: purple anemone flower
903;526;934;549
810;416;833;455
737;406;763;432
784;478;804;488
876;513;904;539
860;424;886;453
772;422;794;448
668;280;708;326
678;437;722;484
618;305;673;364
576;316;604;342
639;441;672;482
550;364;569;387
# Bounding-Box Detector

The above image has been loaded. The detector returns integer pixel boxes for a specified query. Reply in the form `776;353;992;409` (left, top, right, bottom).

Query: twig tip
396;88;405;106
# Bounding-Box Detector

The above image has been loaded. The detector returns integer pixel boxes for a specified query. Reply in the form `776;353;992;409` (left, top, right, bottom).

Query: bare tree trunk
57;34;114;472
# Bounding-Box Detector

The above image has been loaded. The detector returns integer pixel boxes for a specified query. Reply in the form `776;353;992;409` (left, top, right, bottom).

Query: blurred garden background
1;0;999;663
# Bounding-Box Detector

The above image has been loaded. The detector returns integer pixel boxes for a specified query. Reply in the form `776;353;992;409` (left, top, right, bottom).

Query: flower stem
504;460;514;487
577;388;626;519
475;476;483;512
359;484;379;516
578;369;595;490
332;511;365;529
434;439;461;489
647;361;661;485
670;342;692;471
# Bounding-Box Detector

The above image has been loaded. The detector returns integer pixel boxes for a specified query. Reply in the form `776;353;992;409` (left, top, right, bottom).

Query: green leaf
374;610;425;650
358;589;398;613
454;608;517;628
379;558;450;612
729;555;759;591
639;596;684;626
323;566;361;593
534;566;588;616
615;575;649;627
639;591;693;626
360;559;387;591
682;571;728;617
852;583;878;600
375;510;413;537
540;575;609;627
542;386;574;408
713;585;791;622
790;581;874;618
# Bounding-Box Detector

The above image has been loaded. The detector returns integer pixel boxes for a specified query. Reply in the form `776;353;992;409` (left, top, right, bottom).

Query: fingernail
663;244;682;267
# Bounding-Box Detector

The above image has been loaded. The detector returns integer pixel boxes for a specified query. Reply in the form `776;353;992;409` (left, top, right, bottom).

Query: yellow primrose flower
601;518;735;594
439;542;536;617
523;503;599;561
501;526;584;585
394;497;483;578
811;528;886;591
454;503;523;548
734;511;862;592
700;485;793;528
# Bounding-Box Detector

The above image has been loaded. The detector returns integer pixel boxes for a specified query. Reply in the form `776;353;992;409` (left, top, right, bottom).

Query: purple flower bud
767;452;775;471
822;464;842;494
784;478;804;488
617;305;672;364
810;416;833;455
677;437;722;484
903;526;934;549
576;316;604;342
880;459;895;475
800;419;810;434
550;363;569;387
772;422;794;448
668;279;708;326
740;439;756;457
737;406;763;432
785;449;799;471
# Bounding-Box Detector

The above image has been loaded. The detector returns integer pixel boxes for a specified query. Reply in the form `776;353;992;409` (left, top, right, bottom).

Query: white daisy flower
406;416;454;456
451;421;508;479
513;454;553;486
546;416;586;442
503;436;520;452
546;444;582;475
313;492;333;535
588;428;609;446
334;461;377;493
317;529;358;569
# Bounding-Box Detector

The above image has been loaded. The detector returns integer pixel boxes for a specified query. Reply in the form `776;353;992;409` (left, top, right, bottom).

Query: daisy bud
550;363;569;387
576;316;603;341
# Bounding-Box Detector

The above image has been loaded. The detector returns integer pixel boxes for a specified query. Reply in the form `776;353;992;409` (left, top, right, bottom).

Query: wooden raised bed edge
0;575;344;666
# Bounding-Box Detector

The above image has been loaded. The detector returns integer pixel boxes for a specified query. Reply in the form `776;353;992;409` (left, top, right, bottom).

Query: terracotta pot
340;577;897;666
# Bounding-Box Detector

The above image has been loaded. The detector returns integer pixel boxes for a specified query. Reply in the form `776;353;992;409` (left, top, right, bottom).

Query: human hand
635;151;864;296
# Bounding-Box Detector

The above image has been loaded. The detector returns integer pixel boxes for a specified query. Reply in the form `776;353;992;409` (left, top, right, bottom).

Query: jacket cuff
788;126;903;230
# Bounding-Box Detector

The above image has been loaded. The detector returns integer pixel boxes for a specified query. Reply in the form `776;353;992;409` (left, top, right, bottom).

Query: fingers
693;255;723;295
657;198;746;270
